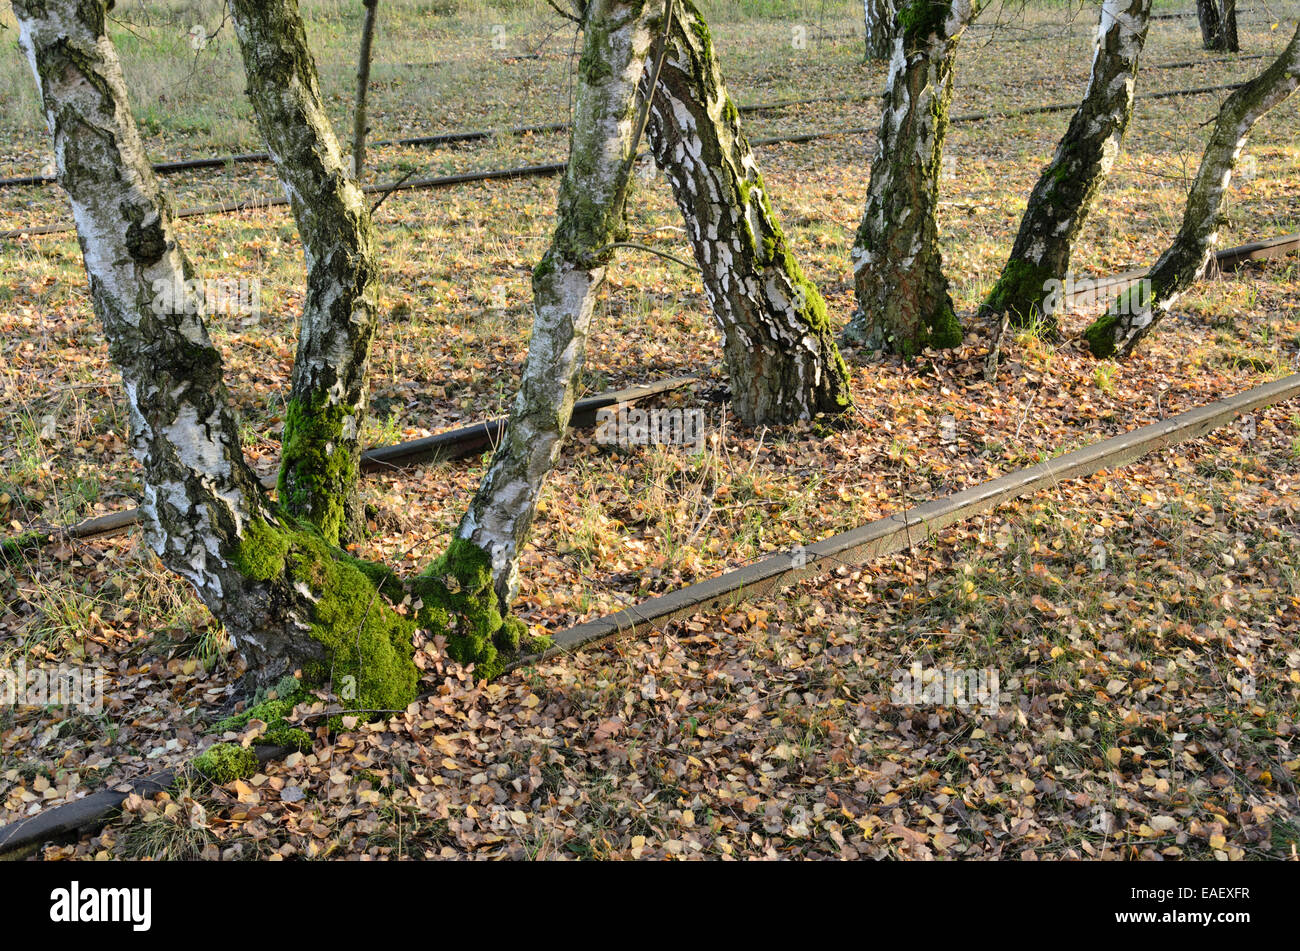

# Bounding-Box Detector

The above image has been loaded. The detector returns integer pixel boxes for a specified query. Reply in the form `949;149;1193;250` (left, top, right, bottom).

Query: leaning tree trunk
843;0;978;358
980;0;1151;332
453;0;662;612
230;0;381;547
352;0;380;176
12;0;421;711
864;0;896;59
1084;23;1300;359
645;0;852;425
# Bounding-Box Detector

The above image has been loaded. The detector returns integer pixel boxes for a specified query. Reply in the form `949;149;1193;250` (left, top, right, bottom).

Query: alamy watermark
1041;273;1152;317
2;661;104;713
151;277;261;318
595;402;707;451
890;664;1001;714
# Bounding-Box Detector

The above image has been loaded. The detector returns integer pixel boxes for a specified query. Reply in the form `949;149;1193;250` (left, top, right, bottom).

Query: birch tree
1197;0;1240;53
842;0;979;358
980;0;1151;332
13;0;661;727
644;0;852;425
457;0;662;608
228;0;380;546
864;0;896;60
1084;22;1300;358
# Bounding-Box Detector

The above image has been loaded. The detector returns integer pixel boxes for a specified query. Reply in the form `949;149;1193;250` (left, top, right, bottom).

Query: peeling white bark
13;0;280;635
645;1;850;424
846;0;977;356
459;0;661;606
1094;22;1300;357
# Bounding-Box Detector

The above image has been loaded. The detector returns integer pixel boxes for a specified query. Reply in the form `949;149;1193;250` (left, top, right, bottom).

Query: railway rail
0;80;1255;240
3;346;1298;860
0;48;1274;189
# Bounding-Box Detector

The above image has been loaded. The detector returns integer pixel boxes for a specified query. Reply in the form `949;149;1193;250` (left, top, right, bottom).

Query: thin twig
597;240;696;270
368;167;418;215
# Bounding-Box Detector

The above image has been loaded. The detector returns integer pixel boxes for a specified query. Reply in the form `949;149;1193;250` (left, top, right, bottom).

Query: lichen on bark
645;0;852;424
844;0;979;359
981;0;1151;332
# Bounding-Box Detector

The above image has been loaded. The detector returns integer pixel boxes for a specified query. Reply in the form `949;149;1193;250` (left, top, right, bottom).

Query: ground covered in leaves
1;1;1298;859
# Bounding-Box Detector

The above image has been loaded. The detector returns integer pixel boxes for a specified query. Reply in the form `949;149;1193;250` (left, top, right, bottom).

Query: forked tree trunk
230;0;380;546
980;0;1151;332
455;0;662;610
645;0;852;425
16;0;660;703
843;0;977;358
1085;23;1300;359
12;0;418;709
864;0;896;60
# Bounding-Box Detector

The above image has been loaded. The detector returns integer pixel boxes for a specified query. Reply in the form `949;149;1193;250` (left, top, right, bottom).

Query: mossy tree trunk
864;0;896;60
456;0;663;610
230;0;381;546
644;0;852;425
980;0;1151;332
1084;23;1300;359
843;0;978;358
12;0;418;710
15;0;590;711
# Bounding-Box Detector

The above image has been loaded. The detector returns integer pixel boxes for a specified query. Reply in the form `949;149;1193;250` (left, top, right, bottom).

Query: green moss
927;302;964;351
193;743;258;784
277;395;357;546
981;257;1058;328
0;531;42;564
1083;312;1120;358
688;9;713;52
212;691;313;753
232;517;290;581
285;528;418;711
229;517;419;713
898;0;952;49
411;536;523;679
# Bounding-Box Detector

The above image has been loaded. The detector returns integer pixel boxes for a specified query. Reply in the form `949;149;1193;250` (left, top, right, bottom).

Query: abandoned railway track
0;47;1273;190
0;80;1258;240
5;231;1297;555
3;354;1297;861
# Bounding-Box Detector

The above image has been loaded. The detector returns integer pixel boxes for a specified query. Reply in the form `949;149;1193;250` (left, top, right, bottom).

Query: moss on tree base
1083;312;1121;358
410;536;536;681
232;518;538;716
981;258;1059;331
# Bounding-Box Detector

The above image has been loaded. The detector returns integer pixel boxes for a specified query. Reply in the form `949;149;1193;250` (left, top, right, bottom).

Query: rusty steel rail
0;49;1266;190
541;372;1300;656
9;375;697;548
0;80;1255;239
